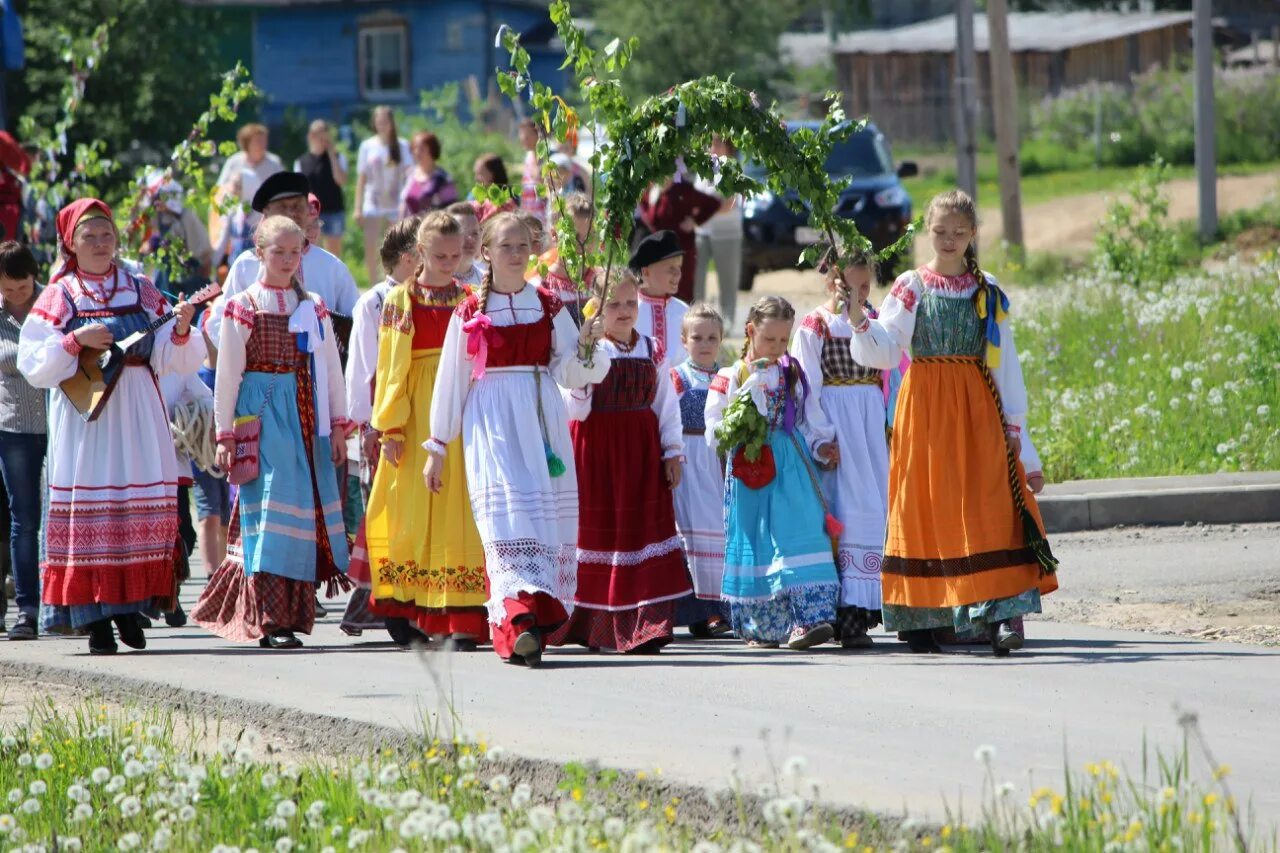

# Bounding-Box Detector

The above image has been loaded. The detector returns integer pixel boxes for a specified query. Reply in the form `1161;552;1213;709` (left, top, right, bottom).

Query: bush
1094;157;1193;286
1028;66;1280;170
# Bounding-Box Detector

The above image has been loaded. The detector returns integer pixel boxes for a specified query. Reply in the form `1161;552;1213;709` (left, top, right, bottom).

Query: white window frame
358;22;410;100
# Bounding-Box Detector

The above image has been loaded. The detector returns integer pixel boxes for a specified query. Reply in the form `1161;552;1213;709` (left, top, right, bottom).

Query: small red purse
731;444;776;489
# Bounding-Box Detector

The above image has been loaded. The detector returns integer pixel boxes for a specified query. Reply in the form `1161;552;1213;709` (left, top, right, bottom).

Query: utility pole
953;0;978;201
986;0;1023;255
1193;0;1218;241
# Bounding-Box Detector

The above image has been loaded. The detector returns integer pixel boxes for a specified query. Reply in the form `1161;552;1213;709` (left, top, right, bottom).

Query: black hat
251;171;310;213
629;229;684;271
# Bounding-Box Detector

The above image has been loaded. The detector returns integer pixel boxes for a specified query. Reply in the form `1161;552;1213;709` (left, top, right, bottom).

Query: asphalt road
3;524;1279;828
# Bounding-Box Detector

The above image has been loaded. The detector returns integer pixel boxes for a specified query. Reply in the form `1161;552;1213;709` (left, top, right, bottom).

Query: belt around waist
912;355;982;365
481;365;550;375
123;355;150;366
246;362;300;374
682;428;706;435
826;376;881;386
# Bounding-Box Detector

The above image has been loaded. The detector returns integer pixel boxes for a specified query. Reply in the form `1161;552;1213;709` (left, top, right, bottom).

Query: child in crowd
530;193;595;325
850;189;1057;656
705;296;840;651
194;215;350;650
670;303;731;637
447;202;486;287
424;212;608;667
552;270;689;653
340;217;422;638
631;230;689;367
792;250;887;648
365;212;487;649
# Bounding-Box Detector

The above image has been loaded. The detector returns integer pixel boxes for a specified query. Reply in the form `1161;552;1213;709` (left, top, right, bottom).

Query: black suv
740;120;917;289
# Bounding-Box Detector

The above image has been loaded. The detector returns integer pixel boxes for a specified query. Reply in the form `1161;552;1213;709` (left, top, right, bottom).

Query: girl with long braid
704;296;841;651
424;212;608;667
850;190;1058;656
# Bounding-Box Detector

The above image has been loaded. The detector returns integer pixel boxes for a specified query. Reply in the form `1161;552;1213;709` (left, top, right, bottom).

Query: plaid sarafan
820;332;880;384
593;343;658;413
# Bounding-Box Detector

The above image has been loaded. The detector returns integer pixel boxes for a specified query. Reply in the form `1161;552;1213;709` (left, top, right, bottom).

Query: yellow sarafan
365;284;487;612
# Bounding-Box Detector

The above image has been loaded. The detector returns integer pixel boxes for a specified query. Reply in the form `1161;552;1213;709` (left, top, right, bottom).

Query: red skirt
549;408;689;651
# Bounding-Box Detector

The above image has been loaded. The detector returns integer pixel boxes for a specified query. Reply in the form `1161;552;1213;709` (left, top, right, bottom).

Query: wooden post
953;0;978;201
1193;0;1217;241
986;0;1023;254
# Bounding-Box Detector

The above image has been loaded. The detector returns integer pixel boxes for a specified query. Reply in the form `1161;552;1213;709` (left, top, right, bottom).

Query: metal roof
784;11;1193;58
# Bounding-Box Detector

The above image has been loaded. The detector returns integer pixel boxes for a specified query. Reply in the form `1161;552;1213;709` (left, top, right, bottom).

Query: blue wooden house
189;0;567;126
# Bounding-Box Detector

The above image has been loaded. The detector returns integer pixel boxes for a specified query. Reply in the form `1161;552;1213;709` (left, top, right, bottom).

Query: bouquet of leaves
713;389;769;461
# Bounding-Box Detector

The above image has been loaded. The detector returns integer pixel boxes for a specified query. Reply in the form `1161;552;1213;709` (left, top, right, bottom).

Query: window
359;23;409;99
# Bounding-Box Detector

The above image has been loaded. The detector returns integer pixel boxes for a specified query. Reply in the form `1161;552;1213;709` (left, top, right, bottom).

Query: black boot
87;619;118;655
385;617;427;650
113;615;146;650
990;620;1023;657
164;604;188;628
258;630;302;649
903;629;942;654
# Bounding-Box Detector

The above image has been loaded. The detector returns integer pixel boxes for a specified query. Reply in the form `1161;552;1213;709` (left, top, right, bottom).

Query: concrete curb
1038;472;1280;533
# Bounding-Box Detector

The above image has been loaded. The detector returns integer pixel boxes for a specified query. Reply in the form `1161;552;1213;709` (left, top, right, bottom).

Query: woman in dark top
638;172;721;303
294;120;348;256
0;241;48;641
400;131;458;216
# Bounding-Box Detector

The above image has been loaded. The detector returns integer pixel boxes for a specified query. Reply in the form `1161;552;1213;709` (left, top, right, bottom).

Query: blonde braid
965;243;988;313
477;265;493;316
739;321;751;361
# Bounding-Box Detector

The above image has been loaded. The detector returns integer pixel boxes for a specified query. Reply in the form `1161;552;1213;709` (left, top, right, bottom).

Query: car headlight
874;186;907;208
743;190;774;218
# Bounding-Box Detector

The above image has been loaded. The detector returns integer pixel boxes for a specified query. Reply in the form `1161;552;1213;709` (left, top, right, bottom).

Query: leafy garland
487;0;918;308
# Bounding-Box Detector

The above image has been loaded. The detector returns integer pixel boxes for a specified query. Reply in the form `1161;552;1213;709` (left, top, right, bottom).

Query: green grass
1019;259;1280;483
0;699;1269;851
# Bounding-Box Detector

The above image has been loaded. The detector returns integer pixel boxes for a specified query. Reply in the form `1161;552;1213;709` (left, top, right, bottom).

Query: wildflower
0;736;15;750
782;755;808;778
527;805;556;832
1170;366;1183;381
512;828;537;849
34;753;53;771
434;820;461;842
603;818;626;840
20;798;40;814
72;803;94;822
1204;793;1219;807
486;745;507;762
0;814;14;834
261;772;278;789
275;840;294;853
997;782;1015;799
63;837;83;851
1214;764;1231;780
378;764;401;786
488;774;511;794
121;795;142;817
124;759;146;779
396;791;421;810
308;801;327;818
973;745;996;764
152;827;173;851
117;832;142;851
67;784;90;804
16;753;31;767
218;738;236;757
178;805;197;822
27;781;45;797
234;747;254;765
1257;405;1270;418
276;799;298;819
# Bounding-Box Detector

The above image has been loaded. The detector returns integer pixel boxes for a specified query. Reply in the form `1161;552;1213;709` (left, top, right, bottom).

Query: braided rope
914;355;1058;575
171;397;223;477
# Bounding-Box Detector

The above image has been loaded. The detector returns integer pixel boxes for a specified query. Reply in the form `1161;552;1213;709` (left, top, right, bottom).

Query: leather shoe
7;613;37;641
258;631;303;649
113;615;147;650
87;620;118;655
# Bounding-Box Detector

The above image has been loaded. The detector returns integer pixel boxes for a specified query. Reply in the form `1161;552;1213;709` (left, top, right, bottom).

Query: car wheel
739;265;758;292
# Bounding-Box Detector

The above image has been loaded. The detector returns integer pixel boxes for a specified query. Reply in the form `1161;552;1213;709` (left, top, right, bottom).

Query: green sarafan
714;390;769;461
489;0;918;306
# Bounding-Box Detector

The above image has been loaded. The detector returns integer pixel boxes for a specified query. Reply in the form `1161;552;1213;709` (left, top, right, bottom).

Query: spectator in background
401;131;458;217
294;119;348;257
446;201;485;287
693;136;744;325
470;152;512;200
0;132;29;243
355;106;410;283
0;241;46;641
216;123;284;216
517;118;545;221
638;170;721;304
140;172;213;298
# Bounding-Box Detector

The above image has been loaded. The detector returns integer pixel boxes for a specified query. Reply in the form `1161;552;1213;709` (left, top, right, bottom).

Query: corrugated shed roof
783;11;1193;58
183;0;549;7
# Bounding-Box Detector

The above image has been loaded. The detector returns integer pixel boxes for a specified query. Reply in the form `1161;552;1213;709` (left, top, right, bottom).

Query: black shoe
313;597;328;618
627;637;668;655
385;617;427;650
7;613;37;641
512;628;542;668
135;615;154;629
258;631;302;649
904;629;943;654
687;620;713;640
113;615;146;650
444;637;478;653
990;621;1023;657
87;620;118;655
164;604;188;628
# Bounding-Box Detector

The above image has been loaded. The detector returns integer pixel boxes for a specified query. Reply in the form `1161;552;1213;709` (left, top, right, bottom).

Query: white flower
603;817;626;840
0;736;16;749
974;744;996;764
377;764;401;786
260;772;278;789
6;789;19;804
276;800;298;819
234;747;254;765
27;781;46;797
527;805;555;832
117;832;142;851
95;725;111;739
72;803;94;822
997;781;1016;798
146;725;164;740
274;839;294;853
692;844;723;853
307;801;327;818
63;837;83;852
486;745;507;763
34;753;53;771
1191;377;1204;391
782;755;808;778
67;784;90;804
0;814;15;834
178;805;196;822
512;828;537;849
106;775;126;793
1170;366;1183;381
243;729;262;748
17;753;32;767
488;774;511;794
152;827;173;851
395;791;421;810
20;798;40;814
124;760;146;779
1216;443;1230;455
218;738;236;757
121;795;142;817
1258;405;1271;418
457;754;478;771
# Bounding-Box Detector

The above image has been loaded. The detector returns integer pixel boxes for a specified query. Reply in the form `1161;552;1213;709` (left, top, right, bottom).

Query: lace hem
483;538;577;624
576;535;682;568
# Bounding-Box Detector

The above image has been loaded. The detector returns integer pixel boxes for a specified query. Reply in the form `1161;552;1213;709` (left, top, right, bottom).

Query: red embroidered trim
138;276;168;315
61;333;83;356
889;280;918;313
918;267;978;294
1005;424;1022;434
709;374;729;394
649;301;668;363
224;300;255;328
315;299;331;321
32;283;71;325
853;317;871;333
215;431;234;441
670;367;686;395
171;327;191;344
801;312;828;337
535;286;564;318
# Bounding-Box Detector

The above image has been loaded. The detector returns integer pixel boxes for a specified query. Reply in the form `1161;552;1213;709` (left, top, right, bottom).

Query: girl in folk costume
632;230;690;368
792;251;888;649
551;271;690;653
362;212;488;649
18;199;203;654
424;212;608;667
340;217;422;638
850;190;1058;656
705;296;841;651
529;193;595;326
670;303;731;637
193;216;351;649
